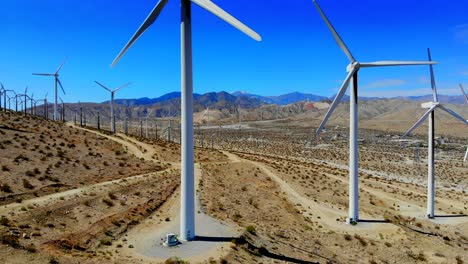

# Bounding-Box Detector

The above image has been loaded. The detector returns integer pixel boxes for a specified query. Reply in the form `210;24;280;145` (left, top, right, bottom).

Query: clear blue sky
1;0;467;103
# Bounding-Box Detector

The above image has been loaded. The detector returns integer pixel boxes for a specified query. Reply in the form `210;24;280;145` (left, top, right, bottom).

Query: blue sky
1;0;467;103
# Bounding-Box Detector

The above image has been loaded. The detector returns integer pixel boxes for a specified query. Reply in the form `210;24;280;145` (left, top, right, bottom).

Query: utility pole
80;107;83;127
97;112;101;130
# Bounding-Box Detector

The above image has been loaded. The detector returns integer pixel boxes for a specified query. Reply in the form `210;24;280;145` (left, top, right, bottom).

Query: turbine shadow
194;236;236;242
434;214;467;218
358;219;390;223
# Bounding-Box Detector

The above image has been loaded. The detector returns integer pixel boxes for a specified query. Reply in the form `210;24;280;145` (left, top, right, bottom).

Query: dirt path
0;171;169;216
70;125;147;160
70;125;238;262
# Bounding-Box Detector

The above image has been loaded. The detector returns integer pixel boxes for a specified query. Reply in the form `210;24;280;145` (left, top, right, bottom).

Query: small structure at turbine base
162;233;180;247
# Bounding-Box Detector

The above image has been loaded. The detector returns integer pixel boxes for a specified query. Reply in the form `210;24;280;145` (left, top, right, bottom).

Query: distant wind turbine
460;84;468;104
402;48;467;218
111;0;261;241
95;81;130;134
32;59;67;121
312;0;436;224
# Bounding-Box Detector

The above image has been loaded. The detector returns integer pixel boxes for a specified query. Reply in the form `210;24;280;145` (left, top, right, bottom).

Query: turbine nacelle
346;62;360;72
421;101;439;109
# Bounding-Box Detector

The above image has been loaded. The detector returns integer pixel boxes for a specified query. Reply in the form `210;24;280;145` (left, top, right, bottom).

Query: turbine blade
316;67;357;135
113;82;131;93
95;81;112;92
427;48;438;102
111;0;169;67
25;86;28;94
438;105;468;124
460;83;468;104
57;78;66;95
312;0;355;62
32;73;55;76
190;0;261;41
55;58;67;74
360;61;437;67
401;105;437;138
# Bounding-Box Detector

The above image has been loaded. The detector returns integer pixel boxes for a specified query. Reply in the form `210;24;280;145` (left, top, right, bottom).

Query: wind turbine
312;0;436;224
0;84;4;111
202;106;210;125
111;0;261;241
460;84;468;104
16;87;29;115
402;49;467;218
95;81;130;134
458;84;468;162
32;59;67;121
145;109;153;138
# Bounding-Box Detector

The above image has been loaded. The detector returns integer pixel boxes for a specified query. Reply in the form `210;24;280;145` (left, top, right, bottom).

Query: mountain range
111;91;466;107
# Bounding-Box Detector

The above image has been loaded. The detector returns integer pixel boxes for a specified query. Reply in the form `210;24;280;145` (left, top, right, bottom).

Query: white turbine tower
460;84;468;162
402;49;467;218
111;0;261;241
95;81;130;134
460;84;468;104
32;59;67;121
312;0;436;224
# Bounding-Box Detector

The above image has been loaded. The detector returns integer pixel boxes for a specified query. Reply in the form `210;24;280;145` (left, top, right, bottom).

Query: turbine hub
346;62;360;72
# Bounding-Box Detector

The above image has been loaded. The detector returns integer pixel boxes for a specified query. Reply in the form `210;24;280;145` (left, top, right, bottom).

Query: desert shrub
25;170;35;177
246;225;256;235
0;234;20;248
23;179;34;189
0;183;12;193
344;234;352;241
102;199;114;207
1;165;9;171
108;192;117;200
0;216;11;227
100;239;112;246
164;257;187;264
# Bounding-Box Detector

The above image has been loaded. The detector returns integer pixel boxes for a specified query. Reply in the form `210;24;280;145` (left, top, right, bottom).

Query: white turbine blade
95;81;112;92
316;67;357;135
57;78;66;95
190;0;261;41
55;58;67;74
111;0;169;67
427;48;438;102
460;83;468;104
113;82;131;93
360;61;437;68
32;73;55;76
312;0;355;62
438;105;468;124
401;105;437;138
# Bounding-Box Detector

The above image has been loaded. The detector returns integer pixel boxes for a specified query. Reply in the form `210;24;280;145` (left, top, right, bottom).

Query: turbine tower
32;59;67;121
95;81;130;134
460;84;468;162
460;84;468;104
111;0;261;241
402;49;467;218
312;0;436;224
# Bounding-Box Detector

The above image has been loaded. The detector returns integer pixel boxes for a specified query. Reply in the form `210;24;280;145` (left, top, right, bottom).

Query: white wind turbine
32;59;67;121
111;0;261;241
402;49;467;218
312;0;436;224
460;84;468;162
95;81;130;134
460;84;468;104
